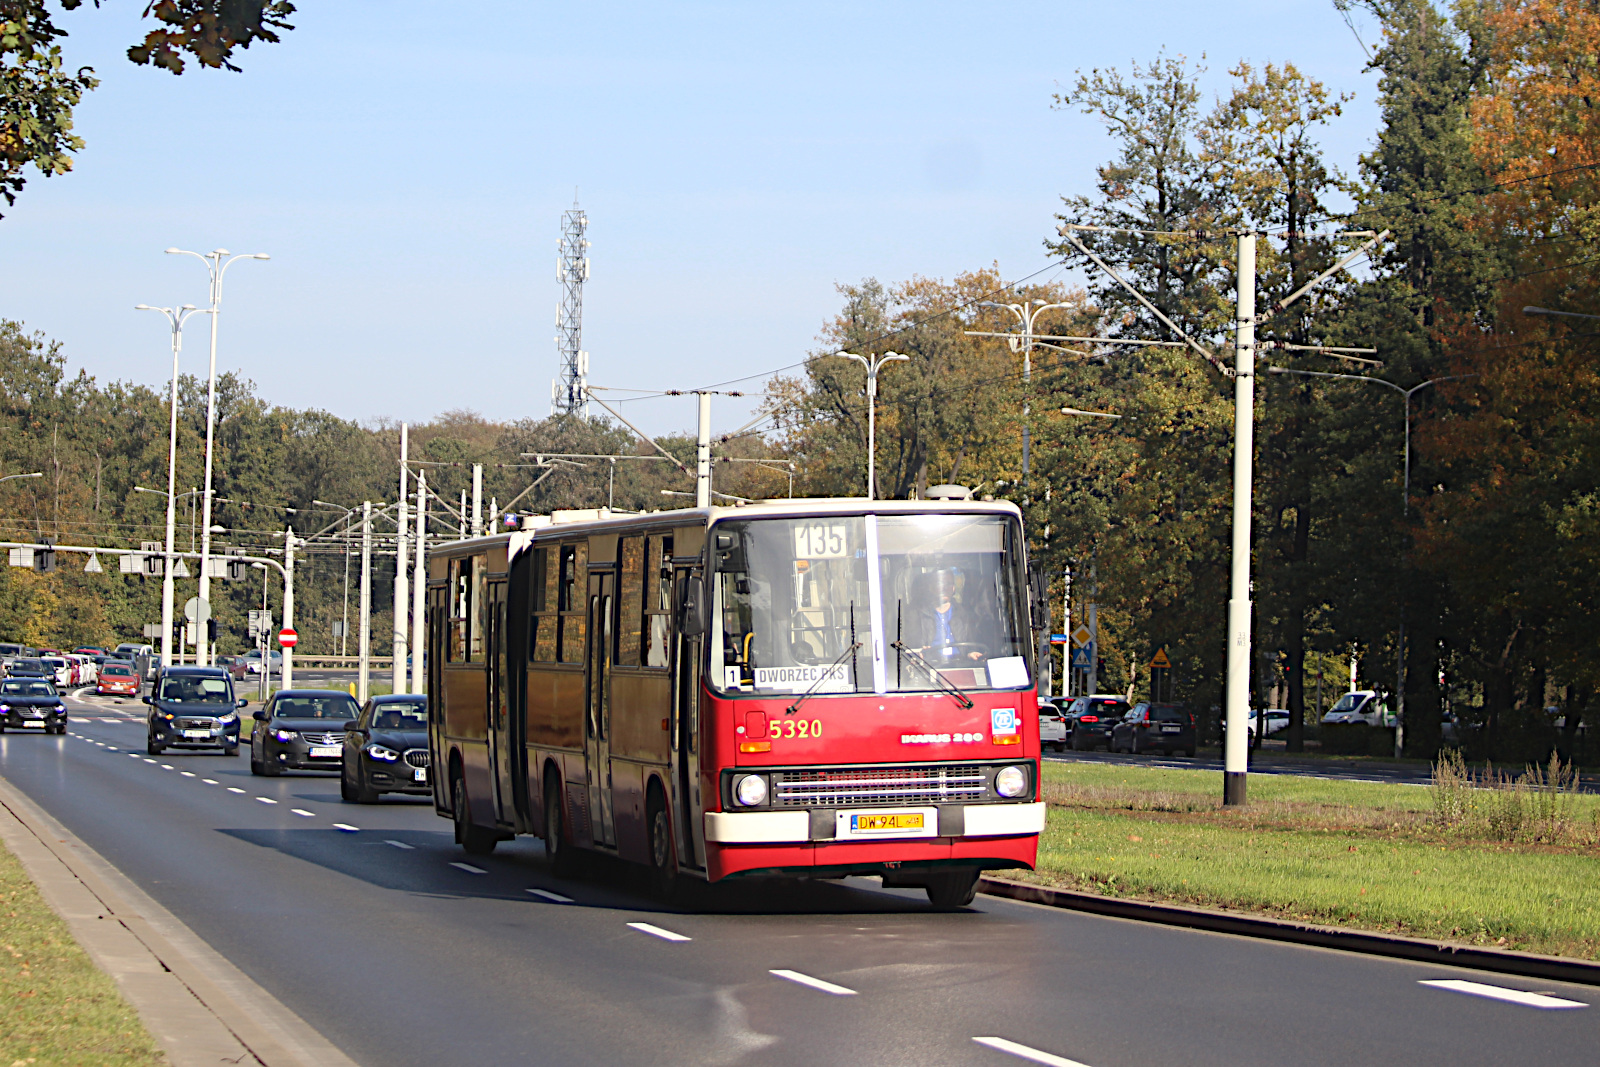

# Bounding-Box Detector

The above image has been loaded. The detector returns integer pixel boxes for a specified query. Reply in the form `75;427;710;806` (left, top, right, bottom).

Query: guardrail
269;657;395;669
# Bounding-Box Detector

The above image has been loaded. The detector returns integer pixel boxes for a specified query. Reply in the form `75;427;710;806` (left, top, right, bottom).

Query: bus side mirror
679;576;707;637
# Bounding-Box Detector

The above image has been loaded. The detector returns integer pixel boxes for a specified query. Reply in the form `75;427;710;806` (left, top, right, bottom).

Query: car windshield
370;701;427;729
274;696;358;720
41;658;64;668
12;660;45;672
2;680;55;697
1329;693;1368;713
159;677;233;703
709;513;1031;697
102;666;133;678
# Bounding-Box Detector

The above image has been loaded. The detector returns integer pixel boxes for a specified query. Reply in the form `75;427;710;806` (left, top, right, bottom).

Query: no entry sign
277;627;299;648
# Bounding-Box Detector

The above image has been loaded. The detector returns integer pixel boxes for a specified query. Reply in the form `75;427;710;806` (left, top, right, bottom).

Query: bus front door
585;571;616;848
488;579;518;826
673;568;706;870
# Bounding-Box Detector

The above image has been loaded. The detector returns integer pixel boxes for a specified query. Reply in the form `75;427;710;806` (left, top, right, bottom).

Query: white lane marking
291;808;315;817
973;1037;1095;1067
333;823;359;832
384;839;415;849
181;771;195;777
770;969;856;996
628;922;691;942
1420;980;1588;1009
228;787;247;794
202;778;218;785
451;862;487;874
256;797;277;805
528;888;572;903
160;764;174;770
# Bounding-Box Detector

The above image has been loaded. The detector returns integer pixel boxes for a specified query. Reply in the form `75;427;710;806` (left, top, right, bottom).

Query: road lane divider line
332;823;359;832
770;969;855;995
201;779;218;785
973;1037;1095;1066
628;922;691;942
160;765;174;770
227;787;246;794
527;888;572;903
143;758;157;764
1419;980;1587;1009
450;862;487;874
291;809;315;817
256;797;277;805
180;772;195;777
384;840;414;849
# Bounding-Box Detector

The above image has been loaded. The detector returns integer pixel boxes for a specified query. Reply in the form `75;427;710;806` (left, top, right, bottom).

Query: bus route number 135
794;523;847;559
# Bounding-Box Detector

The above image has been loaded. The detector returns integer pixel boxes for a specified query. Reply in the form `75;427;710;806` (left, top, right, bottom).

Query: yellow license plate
850;812;924;833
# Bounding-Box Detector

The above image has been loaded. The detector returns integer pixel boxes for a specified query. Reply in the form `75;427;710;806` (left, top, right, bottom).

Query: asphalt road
0;690;1593;1067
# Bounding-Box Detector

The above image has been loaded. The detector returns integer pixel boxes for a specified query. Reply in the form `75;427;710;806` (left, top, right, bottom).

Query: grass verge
1028;760;1600;960
0;838;167;1066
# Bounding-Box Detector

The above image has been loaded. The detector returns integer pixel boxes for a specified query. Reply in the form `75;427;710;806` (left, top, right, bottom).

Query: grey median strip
978;876;1600;988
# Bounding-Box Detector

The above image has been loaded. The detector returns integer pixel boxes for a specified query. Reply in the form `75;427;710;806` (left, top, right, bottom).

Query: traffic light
34;538;56;573
206;618;218;643
1096;656;1106;677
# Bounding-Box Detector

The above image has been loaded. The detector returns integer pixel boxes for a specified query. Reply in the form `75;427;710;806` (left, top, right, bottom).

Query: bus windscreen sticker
986;656;1029;688
990;707;1018;737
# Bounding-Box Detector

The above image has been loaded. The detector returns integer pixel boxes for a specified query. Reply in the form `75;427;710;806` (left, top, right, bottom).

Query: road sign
1070;625;1093;647
277;627;298;648
1071;647;1093;669
184;596;212;623
1151;647;1170;668
1049;633;1068;645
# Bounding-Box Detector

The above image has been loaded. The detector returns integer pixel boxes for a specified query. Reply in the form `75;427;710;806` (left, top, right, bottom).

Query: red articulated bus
426;498;1045;907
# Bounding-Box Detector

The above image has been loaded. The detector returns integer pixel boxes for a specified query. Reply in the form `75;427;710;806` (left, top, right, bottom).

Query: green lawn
0;840;167;1066
1027;761;1600;959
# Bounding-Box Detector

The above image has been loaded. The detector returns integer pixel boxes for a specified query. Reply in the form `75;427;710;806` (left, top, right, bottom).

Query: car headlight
0;704;8;712
734;774;767;807
366;744;399;761
273;728;296;743
994;765;1029;798
218;712;237;724
54;704;65;712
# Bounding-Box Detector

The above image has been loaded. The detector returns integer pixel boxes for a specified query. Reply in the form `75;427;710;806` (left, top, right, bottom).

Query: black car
340;694;430;802
250;690;361;776
1067;694;1131;751
6;658;51;680
145;667;246;755
1111;701;1197;756
0;677;67;734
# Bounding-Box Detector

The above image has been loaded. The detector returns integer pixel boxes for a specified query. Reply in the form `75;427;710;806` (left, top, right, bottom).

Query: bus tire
543;773;576;877
646;786;679;902
925;869;980;909
453;773;497;855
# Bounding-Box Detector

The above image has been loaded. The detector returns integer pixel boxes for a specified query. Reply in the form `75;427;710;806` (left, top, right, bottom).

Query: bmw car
250;690;361;776
145;667;245;755
0;678;67;734
340;694;430;802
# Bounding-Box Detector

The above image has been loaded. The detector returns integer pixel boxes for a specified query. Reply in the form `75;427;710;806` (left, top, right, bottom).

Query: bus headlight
994;765;1028;798
734;774;768;807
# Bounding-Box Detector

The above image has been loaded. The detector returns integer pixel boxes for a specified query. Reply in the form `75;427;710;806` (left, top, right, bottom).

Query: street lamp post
135;302;204;672
978;300;1078;485
1524;305;1600;321
166;247;269;664
833;351;909;500
0;472;43;486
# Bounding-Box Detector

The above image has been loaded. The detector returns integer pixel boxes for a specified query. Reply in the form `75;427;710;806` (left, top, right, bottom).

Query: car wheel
146;736;164;756
646;789;680;901
353;761;379;804
1070;731;1082;751
340;761;358;802
250;748;264;775
453;774;497;855
1185;745;1197;757
223;744;239;757
925;869;980;909
261;749;282;776
0;724;6;734
543;773;576;876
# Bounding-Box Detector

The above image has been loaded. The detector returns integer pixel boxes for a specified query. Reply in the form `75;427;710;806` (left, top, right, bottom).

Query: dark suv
1066;694;1131;751
145;667;246;755
1111;702;1196;756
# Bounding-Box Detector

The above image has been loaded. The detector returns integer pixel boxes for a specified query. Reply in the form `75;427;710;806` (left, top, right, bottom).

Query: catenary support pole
458;490;467;539
393;425;409;694
1224;233;1257;806
160;329;181;671
1061;564;1072;699
358;501;372;702
411;471;427;694
695;391;712;508
471;464;483;536
282;527;296;691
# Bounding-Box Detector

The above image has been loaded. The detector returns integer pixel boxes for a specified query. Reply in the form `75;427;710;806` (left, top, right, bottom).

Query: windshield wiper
890;641;975;709
785;640;861;717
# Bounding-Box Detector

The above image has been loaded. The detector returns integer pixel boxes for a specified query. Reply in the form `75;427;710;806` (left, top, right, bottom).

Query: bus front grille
772;766;989;808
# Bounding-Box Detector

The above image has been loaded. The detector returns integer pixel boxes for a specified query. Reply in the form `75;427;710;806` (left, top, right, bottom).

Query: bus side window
558;542;587;664
530;547;558;664
643;534;673;668
469;553;486;661
449;558;471;662
618;537;643;667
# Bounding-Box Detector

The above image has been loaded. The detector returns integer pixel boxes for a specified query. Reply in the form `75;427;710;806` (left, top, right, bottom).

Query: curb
0;773;359;1067
978;876;1600;987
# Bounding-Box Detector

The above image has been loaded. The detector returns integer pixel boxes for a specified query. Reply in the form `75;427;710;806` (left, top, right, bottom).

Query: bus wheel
543;774;576;877
925;869;980;909
646;791;679;902
452;774;497;856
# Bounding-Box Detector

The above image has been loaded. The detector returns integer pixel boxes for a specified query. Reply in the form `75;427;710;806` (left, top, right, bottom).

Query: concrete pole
471;464;484;536
160;325;181;671
393;424;409;694
358;501;372;702
196;284;220;666
282;527;296;691
458;490;468;539
695;392;712;508
1061;564;1072;699
1223;233;1257;806
411;471;427;694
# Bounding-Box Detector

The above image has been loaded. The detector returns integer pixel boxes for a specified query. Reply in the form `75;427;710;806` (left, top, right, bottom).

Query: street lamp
1523;306;1600;321
832;351;910;500
136;302;205;671
314;500;361;660
166;247;269;664
977;300;1078;485
0;472;43;486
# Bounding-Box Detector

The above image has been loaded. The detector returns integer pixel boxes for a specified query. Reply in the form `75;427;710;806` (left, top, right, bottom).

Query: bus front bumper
704;802;1045;844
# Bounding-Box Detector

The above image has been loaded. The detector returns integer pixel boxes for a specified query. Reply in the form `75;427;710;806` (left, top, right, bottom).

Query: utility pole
1087;553;1099;694
393;425;409;695
458;490;467;540
282;527;296;691
695;392;712;508
1061;563;1072;699
833;351;909;500
411;471;427;694
1223;233;1256;806
471;464;483;536
358;501;372;702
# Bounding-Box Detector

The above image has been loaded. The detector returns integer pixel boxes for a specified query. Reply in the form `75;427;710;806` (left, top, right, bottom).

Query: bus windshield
709;513;1031;697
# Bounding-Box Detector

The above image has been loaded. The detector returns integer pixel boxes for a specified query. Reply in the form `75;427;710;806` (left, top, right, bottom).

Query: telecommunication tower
551;199;591;416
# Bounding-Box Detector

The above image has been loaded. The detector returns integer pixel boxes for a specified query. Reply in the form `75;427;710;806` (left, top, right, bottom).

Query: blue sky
4;1;1382;436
